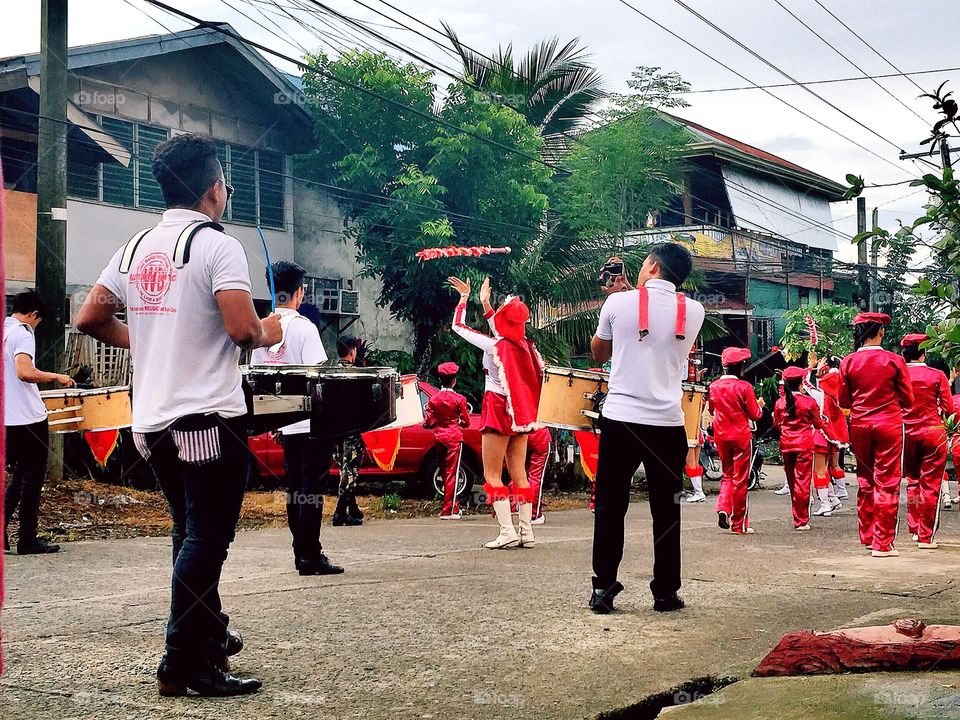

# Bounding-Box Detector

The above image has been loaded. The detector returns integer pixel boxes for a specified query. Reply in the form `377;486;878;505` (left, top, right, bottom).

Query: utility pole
36;0;68;483
856;197;868;310
942;137;954;171
869;235;879;312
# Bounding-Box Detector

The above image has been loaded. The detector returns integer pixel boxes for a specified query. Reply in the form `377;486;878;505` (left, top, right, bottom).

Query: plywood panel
3;189;36;282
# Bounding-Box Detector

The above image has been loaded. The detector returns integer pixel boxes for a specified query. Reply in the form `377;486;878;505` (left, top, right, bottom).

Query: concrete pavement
3;468;960;719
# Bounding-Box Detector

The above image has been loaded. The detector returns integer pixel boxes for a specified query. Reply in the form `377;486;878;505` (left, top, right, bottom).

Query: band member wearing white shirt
251;260;343;576
77;134;281;697
588;243;704;614
3;290;76;554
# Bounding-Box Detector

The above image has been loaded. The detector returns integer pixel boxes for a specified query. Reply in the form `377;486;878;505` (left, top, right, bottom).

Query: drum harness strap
638;286;687;341
118;220;225;273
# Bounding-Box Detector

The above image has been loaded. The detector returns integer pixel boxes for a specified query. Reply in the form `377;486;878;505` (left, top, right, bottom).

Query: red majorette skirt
481;391;520;436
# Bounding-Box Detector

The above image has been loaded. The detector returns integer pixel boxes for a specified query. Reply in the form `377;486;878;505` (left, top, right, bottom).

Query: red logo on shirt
130;253;177;306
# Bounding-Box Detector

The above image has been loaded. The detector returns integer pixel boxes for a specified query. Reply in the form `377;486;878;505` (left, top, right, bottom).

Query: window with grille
753;318;775;354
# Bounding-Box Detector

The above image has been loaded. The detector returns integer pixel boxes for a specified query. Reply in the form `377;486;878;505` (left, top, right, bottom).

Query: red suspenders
638;286;687;341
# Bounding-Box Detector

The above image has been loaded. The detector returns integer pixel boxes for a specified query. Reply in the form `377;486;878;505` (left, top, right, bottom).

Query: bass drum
311;366;398;438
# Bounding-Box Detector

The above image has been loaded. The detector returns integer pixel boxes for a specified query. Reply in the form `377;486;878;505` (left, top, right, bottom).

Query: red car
247;380;484;498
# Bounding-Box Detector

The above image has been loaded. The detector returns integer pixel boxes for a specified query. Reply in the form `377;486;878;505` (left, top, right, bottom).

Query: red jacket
839;347;913;425
424;388;470;444
707;376;763;442
774;393;826;453
903;363;954;431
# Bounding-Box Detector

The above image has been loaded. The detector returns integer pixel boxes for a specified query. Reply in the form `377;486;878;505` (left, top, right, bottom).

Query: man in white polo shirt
3;289;76;554
588;242;704;615
77;133;280;697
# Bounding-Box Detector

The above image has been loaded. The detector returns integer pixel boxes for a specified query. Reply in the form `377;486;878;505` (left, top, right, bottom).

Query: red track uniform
526;427;551;520
903;364;954;543
839;348;914;551
424;388;470;517
774;394;827;528
708;375;763;533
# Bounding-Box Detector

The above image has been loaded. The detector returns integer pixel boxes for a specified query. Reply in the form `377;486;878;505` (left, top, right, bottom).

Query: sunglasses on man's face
218;178;234;199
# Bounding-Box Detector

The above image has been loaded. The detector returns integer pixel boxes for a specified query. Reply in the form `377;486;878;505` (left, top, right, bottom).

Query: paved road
3;468;959;719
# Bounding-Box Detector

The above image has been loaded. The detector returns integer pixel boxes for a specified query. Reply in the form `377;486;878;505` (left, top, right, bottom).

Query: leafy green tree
780;304;857;361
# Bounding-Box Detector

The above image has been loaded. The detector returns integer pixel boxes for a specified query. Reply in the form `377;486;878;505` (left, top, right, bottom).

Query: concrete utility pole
856;197;868;310
36;0;68;483
36;0;68;373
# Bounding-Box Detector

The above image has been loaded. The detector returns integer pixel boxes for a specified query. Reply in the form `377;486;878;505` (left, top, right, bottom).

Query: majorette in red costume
424;361;472;520
838;312;914;557
708;346;764;534
774;366;828;531
900;333;954;549
449;276;544;549
803;363;845;516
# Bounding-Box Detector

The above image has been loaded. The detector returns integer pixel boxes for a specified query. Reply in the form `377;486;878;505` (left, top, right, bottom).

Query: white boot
686;472;706;503
942;478;952;509
517;502;535;547
812;487;833;517
826;483;843;512
484;498;520;549
774;482;791;496
832;471;849;500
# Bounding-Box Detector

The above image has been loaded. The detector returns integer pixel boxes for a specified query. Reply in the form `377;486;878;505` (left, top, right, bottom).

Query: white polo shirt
3;317;48;427
97;209;252;433
251;307;326;435
595;279;705;426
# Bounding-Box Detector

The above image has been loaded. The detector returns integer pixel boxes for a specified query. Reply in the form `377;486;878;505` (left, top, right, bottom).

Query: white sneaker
531;515;545;525
795;524;811;531
685;491;707;503
774;485;791;496
911;533;919;542
812;505;832;517
943;497;953;509
871;549;900;558
918;541;939;550
440;512;462;520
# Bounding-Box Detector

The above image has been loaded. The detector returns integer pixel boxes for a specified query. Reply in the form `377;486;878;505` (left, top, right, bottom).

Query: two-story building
0;24;411;379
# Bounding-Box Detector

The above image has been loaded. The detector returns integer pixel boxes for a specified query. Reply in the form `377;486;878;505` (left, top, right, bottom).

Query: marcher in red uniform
804;357;843;517
424;362;471;520
813;355;851;501
708;347;765;534
526;426;552;524
839;313;914;557
900;334;954;549
774;367;828;531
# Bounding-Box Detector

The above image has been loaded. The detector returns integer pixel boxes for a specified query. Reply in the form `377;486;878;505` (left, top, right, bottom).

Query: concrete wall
292;183;412;353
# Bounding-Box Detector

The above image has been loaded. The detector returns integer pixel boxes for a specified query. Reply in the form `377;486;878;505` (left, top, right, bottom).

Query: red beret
781;366;808;381
721;347;752;366
900;333;929;348
437;362;459;376
853;312;891;326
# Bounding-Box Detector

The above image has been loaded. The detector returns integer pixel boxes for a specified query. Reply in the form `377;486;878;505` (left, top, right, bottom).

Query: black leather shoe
717;511;730;530
653;593;685;613
299;554;345;575
347;498;364;520
17;538;60;555
332;512;362;527
588;579;624;614
223;629;243;657
157;659;262;697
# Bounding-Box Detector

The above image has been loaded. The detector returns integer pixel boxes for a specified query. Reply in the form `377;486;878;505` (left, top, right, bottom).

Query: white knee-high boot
484;484;519;549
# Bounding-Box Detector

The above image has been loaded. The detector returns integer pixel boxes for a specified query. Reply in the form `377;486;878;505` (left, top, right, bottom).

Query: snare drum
243;365;316;435
537;366;609;430
377;374;423;430
40;386;132;433
681;383;707;448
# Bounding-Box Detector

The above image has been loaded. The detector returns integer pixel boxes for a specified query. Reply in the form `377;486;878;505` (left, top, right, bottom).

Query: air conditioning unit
339;290;359;316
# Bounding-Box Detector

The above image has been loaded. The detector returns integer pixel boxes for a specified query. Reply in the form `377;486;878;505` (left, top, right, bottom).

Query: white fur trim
490;341;541;433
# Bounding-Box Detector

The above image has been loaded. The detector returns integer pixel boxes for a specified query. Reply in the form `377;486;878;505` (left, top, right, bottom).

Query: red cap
781;366;808;381
853;312;891;326
900;333;929;348
493;296;530;342
721;347;751;366
437;362;460;376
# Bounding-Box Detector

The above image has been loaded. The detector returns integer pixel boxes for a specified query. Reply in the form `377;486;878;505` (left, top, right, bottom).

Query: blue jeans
141;415;248;670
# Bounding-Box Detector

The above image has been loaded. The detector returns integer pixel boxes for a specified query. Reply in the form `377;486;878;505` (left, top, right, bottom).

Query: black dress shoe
223;629;243;657
347;498;364;520
17;538;60;555
332;512;362;527
299;554;345;576
717;511;730;530
653;593;685;613
157;659;262;697
588;579;624;614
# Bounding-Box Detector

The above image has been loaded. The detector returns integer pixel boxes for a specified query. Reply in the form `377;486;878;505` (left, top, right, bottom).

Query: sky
3;0;957;266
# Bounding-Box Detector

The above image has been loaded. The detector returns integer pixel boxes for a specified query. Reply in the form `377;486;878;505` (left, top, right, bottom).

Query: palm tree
441;23;604;155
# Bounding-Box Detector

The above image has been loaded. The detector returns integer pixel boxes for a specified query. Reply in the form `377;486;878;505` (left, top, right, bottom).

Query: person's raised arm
76;285;131;349
215;290;281;349
449;277;496;352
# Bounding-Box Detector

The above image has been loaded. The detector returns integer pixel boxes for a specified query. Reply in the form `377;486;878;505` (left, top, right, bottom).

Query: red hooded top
815;369;849;444
424;388;471;444
707;376;763;442
903;363;954;431
774;393;827;452
838;347;913;424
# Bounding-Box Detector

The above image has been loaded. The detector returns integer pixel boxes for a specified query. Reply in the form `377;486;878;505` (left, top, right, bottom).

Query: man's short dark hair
11;289;46;317
903;345;924;363
152;134;222;209
648;242;693;287
337;334;358;359
269;260;307;301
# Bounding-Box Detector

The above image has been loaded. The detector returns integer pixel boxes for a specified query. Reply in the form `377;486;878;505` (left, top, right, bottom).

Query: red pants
527;443;550;520
849;422;904;552
715;438;751;532
904;426;947;543
782;451;813;527
437;440;462;517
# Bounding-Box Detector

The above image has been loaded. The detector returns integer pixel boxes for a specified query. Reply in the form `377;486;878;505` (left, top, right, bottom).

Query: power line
770;0;929;128
683;65;960;95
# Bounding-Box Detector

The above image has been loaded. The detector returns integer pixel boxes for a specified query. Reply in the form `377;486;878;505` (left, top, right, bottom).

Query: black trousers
592;417;687;598
4;420;50;544
140;415;248;670
281;433;333;564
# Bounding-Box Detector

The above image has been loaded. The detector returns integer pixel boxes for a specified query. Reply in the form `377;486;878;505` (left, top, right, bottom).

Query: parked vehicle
247;380;484;499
